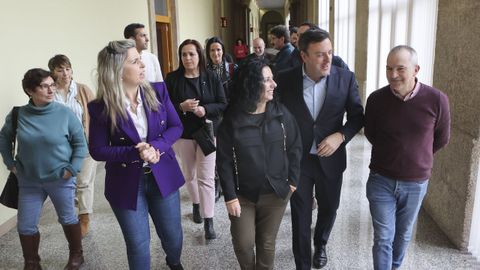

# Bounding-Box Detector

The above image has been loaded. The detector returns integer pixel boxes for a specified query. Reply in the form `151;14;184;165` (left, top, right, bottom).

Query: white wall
0;0;151;229
176;0;215;49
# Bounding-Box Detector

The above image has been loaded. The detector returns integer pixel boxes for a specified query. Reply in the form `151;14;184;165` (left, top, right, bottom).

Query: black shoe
167;262;184;270
192;204;203;224
312;244;327;269
204;218;217;239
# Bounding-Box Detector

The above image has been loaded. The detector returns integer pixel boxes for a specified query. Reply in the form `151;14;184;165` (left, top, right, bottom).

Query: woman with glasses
88;39;185;270
216;59;302;269
0;68;88;270
48;54;96;238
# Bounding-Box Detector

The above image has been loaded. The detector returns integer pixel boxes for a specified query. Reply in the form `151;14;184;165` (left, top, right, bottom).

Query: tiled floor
0;135;479;269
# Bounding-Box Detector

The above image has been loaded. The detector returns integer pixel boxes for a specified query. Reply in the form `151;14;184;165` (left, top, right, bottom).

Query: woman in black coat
216;59;302;269
165;39;227;240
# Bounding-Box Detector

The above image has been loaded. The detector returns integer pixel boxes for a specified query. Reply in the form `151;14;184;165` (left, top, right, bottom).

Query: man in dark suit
277;29;364;269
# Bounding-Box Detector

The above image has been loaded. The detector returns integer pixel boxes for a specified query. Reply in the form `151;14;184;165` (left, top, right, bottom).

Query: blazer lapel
315;66;338;122
118;115;142;144
293;67;315;122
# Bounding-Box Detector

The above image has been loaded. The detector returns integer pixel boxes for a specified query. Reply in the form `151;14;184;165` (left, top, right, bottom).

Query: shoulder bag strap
11;106;19;156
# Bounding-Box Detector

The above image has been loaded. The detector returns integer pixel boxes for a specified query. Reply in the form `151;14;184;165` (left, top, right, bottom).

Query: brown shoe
62;223;84;270
78;214;90;237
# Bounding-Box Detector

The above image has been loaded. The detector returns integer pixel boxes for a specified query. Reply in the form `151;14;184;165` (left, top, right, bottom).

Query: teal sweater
0;100;87;182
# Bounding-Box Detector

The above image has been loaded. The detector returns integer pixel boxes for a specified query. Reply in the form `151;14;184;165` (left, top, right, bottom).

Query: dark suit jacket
277;65;364;178
88;82;185;210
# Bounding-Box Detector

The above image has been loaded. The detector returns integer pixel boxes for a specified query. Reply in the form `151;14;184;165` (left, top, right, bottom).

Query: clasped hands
180;98;205;118
135;142;161;164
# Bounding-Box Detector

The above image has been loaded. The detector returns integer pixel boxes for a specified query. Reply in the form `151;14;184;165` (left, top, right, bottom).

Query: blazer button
161;120;165;125
121;163;127;167
120;137;125;141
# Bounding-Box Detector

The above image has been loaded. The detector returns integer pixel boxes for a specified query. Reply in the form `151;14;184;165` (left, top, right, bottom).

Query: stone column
425;0;480;250
354;0;369;105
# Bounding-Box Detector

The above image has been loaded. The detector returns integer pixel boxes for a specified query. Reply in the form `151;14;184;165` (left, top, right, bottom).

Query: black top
165;69;227;139
249;112;274;195
184;77;200;99
216;102;302;203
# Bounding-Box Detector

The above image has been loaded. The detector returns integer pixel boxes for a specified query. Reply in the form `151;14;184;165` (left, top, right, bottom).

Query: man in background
124;23;164;82
269;25;294;74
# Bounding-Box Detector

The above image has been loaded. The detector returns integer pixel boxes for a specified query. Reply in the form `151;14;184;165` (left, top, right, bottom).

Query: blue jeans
17;176;78;235
111;173;183;270
366;172;428;270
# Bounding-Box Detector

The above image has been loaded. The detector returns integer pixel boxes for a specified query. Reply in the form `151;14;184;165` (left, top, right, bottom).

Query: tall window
333;0;356;71
318;0;356;70
318;0;329;31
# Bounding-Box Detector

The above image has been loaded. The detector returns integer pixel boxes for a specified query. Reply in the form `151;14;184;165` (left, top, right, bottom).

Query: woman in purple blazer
88;40;185;270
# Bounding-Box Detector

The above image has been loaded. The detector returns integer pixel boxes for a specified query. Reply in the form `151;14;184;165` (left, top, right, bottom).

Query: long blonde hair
96;39;159;132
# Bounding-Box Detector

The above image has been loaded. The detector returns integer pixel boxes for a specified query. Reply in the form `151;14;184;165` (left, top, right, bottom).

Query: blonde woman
88;40;185;270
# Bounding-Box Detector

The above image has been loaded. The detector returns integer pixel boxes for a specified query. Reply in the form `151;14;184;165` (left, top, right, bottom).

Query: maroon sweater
364;83;450;181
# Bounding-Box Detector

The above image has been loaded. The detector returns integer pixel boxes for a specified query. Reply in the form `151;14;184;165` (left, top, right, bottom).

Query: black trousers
290;154;343;270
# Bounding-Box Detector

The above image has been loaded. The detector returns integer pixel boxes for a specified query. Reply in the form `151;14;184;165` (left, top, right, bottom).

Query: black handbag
192;118;216;156
0;107;20;209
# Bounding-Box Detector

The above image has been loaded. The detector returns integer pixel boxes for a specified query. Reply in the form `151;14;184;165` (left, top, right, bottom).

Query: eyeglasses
39;83;56;90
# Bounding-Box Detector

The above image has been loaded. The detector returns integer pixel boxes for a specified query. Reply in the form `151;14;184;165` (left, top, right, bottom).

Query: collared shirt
54;81;83;123
141;51;164;82
390;78;421;101
125;89;148;143
302;65;327;154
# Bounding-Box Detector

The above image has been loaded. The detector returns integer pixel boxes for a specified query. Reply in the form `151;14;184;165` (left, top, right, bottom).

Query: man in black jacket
270;25;295;74
277;29;364;269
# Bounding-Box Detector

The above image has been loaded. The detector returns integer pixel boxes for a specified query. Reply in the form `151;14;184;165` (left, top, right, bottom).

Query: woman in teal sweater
0;68;87;270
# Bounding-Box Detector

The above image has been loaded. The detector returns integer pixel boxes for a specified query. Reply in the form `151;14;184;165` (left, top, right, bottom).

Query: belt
143;166;152;174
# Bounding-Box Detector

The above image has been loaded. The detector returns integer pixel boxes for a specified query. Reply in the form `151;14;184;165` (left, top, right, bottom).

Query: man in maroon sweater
364;45;450;270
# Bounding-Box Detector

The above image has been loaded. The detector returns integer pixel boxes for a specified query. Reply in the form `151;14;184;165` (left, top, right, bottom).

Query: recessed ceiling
256;0;285;9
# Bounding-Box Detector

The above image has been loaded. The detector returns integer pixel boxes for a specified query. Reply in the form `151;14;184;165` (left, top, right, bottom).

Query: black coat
216;102;302;203
165;69;227;139
277;65;364;178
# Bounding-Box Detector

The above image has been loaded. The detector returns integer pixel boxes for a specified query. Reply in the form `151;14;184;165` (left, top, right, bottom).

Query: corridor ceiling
255;0;285;9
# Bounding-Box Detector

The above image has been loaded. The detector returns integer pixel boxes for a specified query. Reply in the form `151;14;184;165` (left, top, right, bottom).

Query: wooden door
156;22;173;75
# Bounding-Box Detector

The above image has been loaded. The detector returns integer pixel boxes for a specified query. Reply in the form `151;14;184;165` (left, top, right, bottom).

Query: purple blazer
88;82;185;210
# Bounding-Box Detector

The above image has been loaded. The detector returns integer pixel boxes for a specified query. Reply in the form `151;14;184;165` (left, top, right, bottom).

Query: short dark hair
289;26;298;35
123;23;145;39
177;39;206;73
22;68;52;96
48;54;72;72
206;36;226;64
232;58;271;113
299;29;330;53
270;25;290;43
299;22;320;31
